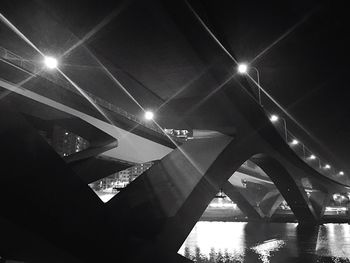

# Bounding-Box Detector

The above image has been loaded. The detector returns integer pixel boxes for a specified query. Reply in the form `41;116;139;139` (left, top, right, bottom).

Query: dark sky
190;0;350;173
1;0;350;174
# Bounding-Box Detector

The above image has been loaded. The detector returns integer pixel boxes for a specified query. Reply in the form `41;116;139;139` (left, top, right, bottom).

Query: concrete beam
0;100;106;262
309;191;331;219
251;155;318;223
259;189;284;218
68;156;131;184
222;181;264;220
64;140;118;164
104;133;259;262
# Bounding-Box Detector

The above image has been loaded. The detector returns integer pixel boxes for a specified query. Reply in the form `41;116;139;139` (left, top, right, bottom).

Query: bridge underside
0;1;349;262
0;96;344;263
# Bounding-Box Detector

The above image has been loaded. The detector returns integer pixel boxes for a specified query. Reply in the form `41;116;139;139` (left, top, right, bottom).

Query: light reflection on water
251;239;285;263
178;222;246;262
178;221;350;263
316;224;350;259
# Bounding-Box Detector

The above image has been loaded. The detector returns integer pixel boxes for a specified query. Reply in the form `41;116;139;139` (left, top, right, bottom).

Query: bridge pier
105;133;260;262
251;155;319;224
259;189;284;219
308;191;331;220
0;100;106;262
222;182;287;221
222;181;264;220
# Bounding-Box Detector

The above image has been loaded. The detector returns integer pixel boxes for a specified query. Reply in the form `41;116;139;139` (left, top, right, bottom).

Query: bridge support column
252;156;319;224
222;181;264;220
0;100;106;262
259;189;284;218
105;134;259;262
308;191;330;220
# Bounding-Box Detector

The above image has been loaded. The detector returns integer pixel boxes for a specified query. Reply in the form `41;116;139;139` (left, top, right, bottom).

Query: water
178;221;350;263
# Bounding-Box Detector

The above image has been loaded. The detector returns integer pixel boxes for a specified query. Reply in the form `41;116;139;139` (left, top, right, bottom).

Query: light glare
270;115;279;122
237;63;248;74
291;139;299;145
309;154;316;160
144;111;154;120
44;56;58;69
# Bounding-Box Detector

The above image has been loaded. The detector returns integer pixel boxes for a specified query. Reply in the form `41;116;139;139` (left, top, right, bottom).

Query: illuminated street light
237;63;248;74
339;171;345;176
309;154;316;160
43;56;58;69
270;114;288;141
270;115;279;122
237;63;262;105
144;110;154;120
324;164;331;169
291;139;299;145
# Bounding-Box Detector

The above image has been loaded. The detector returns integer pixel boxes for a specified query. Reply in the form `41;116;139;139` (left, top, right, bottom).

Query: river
178;221;350;263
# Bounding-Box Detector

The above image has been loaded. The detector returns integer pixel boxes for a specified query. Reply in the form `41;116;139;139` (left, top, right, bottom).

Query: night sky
194;0;350;173
1;0;350;174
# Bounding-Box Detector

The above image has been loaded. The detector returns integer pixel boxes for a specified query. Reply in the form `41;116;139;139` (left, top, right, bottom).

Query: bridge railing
0;46;183;143
2;46;346;185
261;104;348;186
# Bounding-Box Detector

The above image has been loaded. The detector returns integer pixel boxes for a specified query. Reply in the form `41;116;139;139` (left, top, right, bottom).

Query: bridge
0;1;349;263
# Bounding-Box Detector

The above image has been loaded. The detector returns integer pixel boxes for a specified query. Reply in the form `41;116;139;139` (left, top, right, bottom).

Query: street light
270;114;279;122
291;139;299;145
43;56;58;69
144;110;154;120
324;164;331;169
339;171;345;176
270;114;288;141
237;63;261;105
309;154;316;160
308;155;320;169
237;63;248;74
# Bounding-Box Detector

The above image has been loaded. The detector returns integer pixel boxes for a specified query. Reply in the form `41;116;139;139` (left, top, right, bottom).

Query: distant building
51;125;89;157
115;162;153;183
91;162;154;192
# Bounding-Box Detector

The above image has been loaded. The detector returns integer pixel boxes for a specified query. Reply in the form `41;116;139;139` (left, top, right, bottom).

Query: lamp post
302;144;306;159
281;117;287;142
270;114;287;142
237;63;262;105
250;66;261;105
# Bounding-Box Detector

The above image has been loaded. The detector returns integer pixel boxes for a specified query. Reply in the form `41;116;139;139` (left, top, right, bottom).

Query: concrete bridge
0;0;349;262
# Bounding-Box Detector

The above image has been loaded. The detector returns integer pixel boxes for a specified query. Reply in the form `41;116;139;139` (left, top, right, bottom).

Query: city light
237;63;248;74
43;56;58;69
325;206;347;212
291;139;299;145
270;115;279;122
339;171;345;176
324;164;331;169
144;110;154;120
333;193;341;200
309;154;316;160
